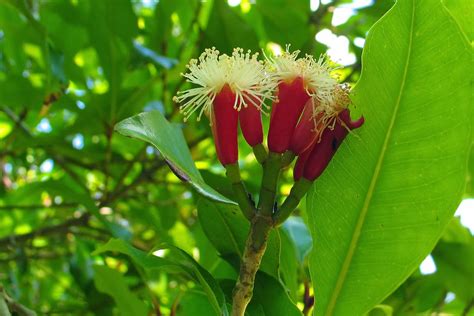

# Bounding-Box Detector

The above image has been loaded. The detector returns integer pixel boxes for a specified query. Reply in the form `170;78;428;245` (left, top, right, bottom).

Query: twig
0;107;31;137
462;299;474;316
0;251;69;264
170;291;184;316
0;285;37;316
105;159;166;205
309;0;341;25
110;145;147;200
54;156;90;195
0;214;90;248
0;202;77;211
103;124;114;201
302;280;314;315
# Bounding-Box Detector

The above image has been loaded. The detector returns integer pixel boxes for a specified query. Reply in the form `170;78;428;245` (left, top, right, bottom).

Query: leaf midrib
323;1;417;315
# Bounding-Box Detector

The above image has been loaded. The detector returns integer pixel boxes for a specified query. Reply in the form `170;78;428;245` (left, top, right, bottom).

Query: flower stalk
273;178;312;226
252;143;268;164
225;163;256;221
232;152;282;315
257;152;282;216
175;46;364;316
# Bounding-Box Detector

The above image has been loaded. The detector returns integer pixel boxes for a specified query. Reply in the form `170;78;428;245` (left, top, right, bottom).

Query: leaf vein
323;1;417;314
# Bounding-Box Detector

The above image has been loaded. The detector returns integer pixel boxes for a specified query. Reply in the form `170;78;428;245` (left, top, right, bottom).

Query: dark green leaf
93;265;148;316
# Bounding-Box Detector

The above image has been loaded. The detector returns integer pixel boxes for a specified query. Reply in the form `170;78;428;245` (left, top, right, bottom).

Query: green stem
252;143;268;164
257;152;282;216
225;163;255;221
232;151;283;315
231;214;272;316
281;150;296;168
273;178;313;226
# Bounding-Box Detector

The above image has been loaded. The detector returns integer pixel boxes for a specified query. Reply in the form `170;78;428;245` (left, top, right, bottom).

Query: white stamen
313;83;351;132
174;47;276;122
266;46;351;136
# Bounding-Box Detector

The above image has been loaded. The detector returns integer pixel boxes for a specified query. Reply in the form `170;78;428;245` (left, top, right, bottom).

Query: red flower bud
301;109;364;181
293;145;313;181
211;85;239;165
268;77;310;153
175;48;276;165
239;94;263;147
289;98;325;156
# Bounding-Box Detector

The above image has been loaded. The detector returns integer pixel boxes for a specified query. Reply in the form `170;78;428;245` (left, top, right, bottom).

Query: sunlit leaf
306;0;472;314
93;265;148;316
115;110;234;204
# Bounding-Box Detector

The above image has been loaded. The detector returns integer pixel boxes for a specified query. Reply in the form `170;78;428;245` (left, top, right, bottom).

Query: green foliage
93;265;149;316
306;0;472;314
0;0;472;315
95;238;229;315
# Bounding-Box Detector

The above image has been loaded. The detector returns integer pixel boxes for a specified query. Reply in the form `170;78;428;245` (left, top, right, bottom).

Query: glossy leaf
115;110;234;204
306;0;472;315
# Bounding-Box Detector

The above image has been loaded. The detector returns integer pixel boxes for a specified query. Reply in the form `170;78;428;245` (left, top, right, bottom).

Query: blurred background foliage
0;0;472;315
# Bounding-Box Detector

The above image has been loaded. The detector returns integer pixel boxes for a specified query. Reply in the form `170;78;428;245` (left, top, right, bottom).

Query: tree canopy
0;0;472;315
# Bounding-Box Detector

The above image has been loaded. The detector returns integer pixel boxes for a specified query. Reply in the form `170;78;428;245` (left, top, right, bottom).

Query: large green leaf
442;0;473;43
306;0;472;315
115;110;234;204
93;265;148;316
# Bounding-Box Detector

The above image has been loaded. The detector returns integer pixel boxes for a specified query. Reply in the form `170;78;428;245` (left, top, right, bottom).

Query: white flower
174;47;275;122
266;47;350;132
265;47;338;103
313;83;352;132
